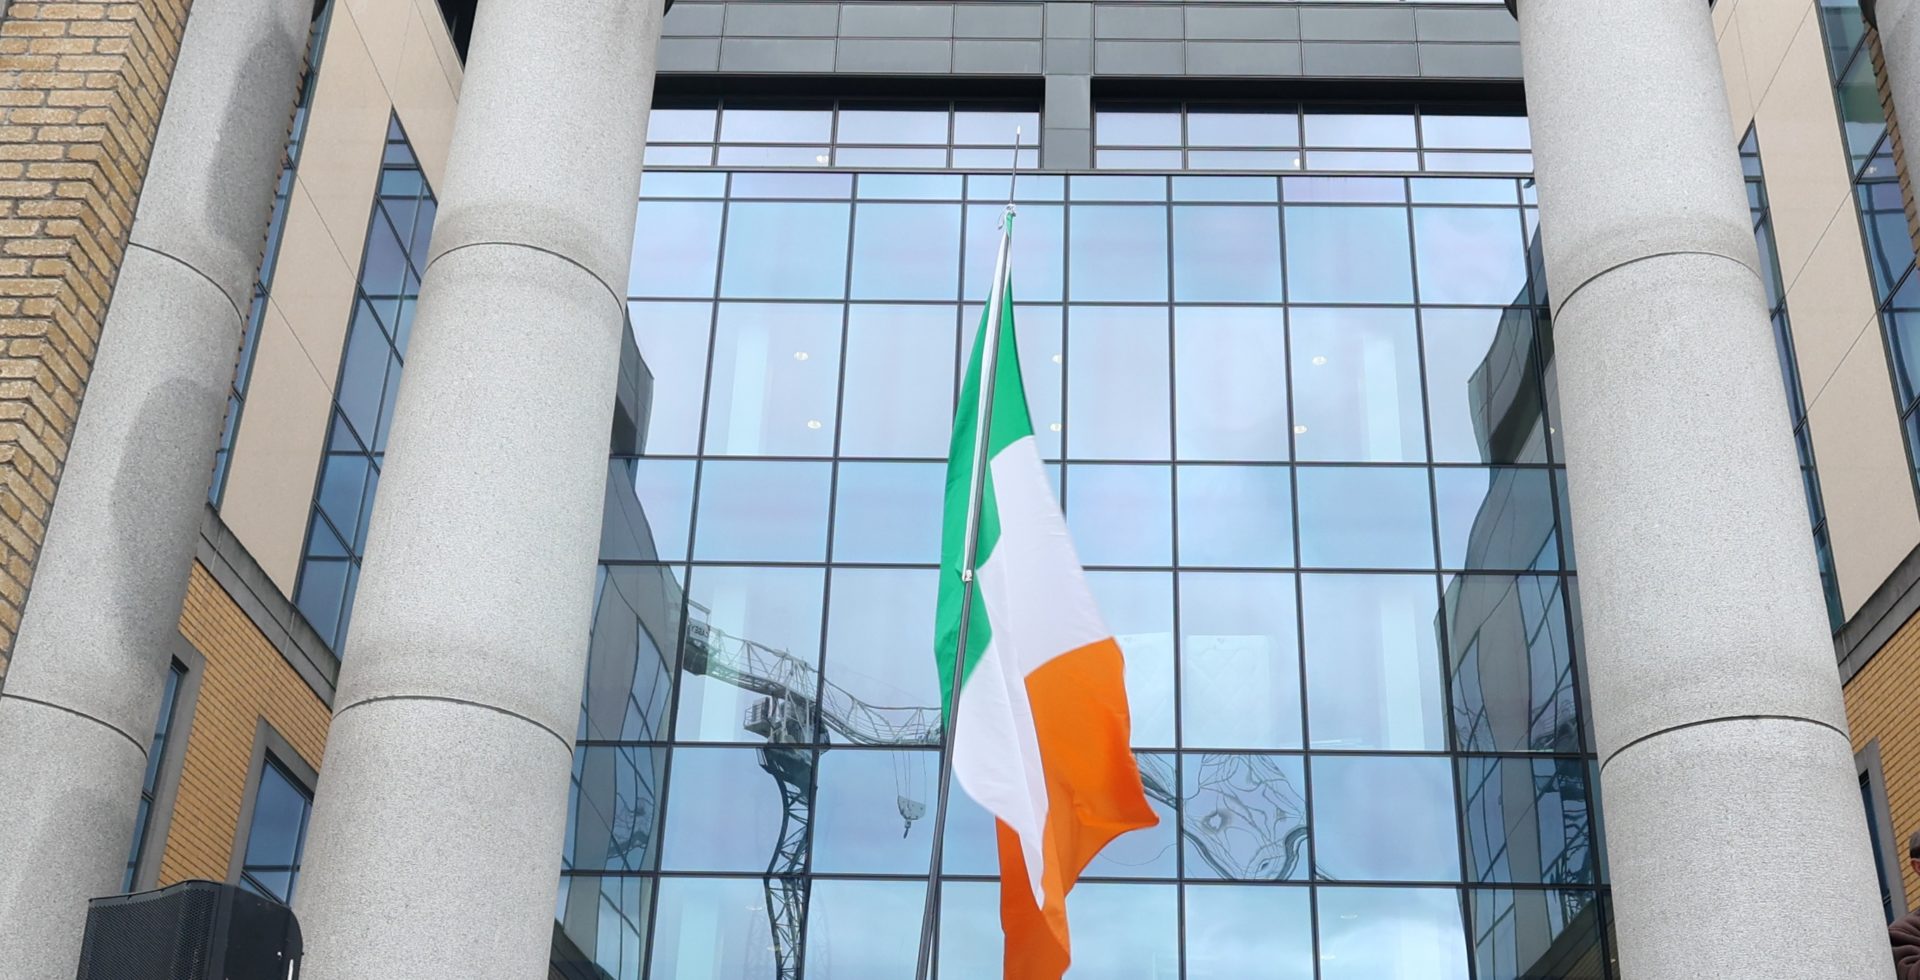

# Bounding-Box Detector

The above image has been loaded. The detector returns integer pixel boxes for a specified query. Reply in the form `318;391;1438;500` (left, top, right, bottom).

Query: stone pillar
290;0;662;976
1511;2;1893;977
0;0;310;973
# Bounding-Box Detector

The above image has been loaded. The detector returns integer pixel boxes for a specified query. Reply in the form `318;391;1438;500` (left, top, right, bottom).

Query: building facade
3;0;1920;978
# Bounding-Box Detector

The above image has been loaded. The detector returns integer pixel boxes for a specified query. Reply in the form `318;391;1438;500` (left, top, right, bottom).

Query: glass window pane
553;876;651;980
1284;206;1413;304
858;172;963;201
1296;466;1434;570
1290;308;1424;463
627;302;711;456
1459;757;1594;886
337;307;391;443
964;305;1063;458
692;460;831;562
1309;149;1421;172
1181;753;1310;880
1313;756;1460;881
1421;113;1530;151
721;106;833;143
1447;575;1578;755
851;203;962;300
241;762;312;904
650;876;780;980
965;203;1064;302
1096;110;1182;146
1305;109;1417;148
1303;573;1447;751
677;566;825;742
938;880;1003;975
1188;106;1300;147
1068;307;1170;459
1284;176;1406;204
832;461;944;563
1177;465;1292;567
1317;887;1470;980
731;173;852;200
1180;572;1302;750
565;745;666;872
602;458;694;562
1173;176;1279;203
1174;307;1289;461
953;146;1040;170
840;305;956;457
1836;55;1888;173
294;557;349;647
837;105;950;144
644;144;714;166
704;304;841;456
582;566;682;743
1412;177;1520;205
1424;308;1548;465
1173;206;1283;302
1424;151;1534;175
1087;571;1176;749
1066;464;1173;567
1061;883;1179;979
315;451;369;543
1070;206;1169;302
647;106;716;143
1433;467;1557;572
1184;885;1313;979
1188;149;1303;171
835;145;952;168
1085;752;1178;878
1413;208;1528;305
1096;147;1185;170
823;568;941;745
1470;888;1607;980
661;747;803;871
812;749;938;873
630;201;723;298
804;879;928;979
954;109;1040;145
1072;175;1168;203
719;202;851;300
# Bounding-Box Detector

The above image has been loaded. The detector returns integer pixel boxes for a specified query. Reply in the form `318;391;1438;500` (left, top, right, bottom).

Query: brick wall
1848;608;1920;911
157;560;328;884
0;0;197;687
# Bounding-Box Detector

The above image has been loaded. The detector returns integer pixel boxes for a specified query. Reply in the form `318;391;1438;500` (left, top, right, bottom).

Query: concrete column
1512;2;1892;977
0;0;308;973
290;0;663;976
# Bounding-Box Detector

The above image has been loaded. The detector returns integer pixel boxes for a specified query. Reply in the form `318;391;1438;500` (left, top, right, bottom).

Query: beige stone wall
216;0;460;598
1715;0;1920;621
0;0;200;686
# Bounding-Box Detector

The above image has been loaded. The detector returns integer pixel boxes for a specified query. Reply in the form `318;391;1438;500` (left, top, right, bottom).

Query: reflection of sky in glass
1185;885;1313;979
1318;886;1470;980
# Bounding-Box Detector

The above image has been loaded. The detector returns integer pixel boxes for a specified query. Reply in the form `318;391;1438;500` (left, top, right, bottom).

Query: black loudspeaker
75;880;302;980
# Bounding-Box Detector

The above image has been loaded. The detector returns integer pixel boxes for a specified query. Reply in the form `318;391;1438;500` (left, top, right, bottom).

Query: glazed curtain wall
556;168;1612;980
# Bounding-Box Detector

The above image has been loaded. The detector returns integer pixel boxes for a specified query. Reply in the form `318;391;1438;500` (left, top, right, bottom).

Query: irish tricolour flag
934;211;1157;979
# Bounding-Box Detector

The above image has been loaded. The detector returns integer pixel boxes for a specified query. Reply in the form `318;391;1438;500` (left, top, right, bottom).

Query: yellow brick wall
1848;610;1920;911
157;560;328;885
0;0;197;684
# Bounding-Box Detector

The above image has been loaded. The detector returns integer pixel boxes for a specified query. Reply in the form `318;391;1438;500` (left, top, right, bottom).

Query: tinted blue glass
582;565;681;743
1073;176;1172;202
1189;107;1300;148
640;170;727;198
804;879;927;979
965;203;1064;301
661;746;797;871
1184;885;1313;979
314;450;369;540
1470;888;1606;980
649;876;779;979
851;203;962;300
677;565;825;740
1318;886;1470;980
1460;756;1593;885
1086;571;1176;748
336;309;391;442
1423;307;1548;465
565;745;664;872
1422;113;1530;150
601;458;694;562
1180;572;1302;749
294;557;349;647
857;172;962;200
1433;467;1557;571
1069;206;1169;302
692;460;831;562
1314;755;1459;881
1173;206;1283;302
839;305;956;457
1096;110;1181;146
1174;307;1289;461
1296;466;1435;569
554;876;650;979
1413;208;1528;304
1181;753;1309;879
627;302;712;456
1291;308;1425;463
1837;55;1888;173
1305;109;1416;148
938;881;1004;975
629;201;723;297
1284;206;1414;303
1303;573;1447;750
1448;575;1577;755
812;749;937;872
832;462;943;563
241;761;312;903
964;304;1063;458
1068;307;1170;460
1066;464;1173;566
359;210;408;295
1172;176;1279;202
1177;465;1292;567
823;568;940;745
704;304;841;456
719;202;850;299
1284;176;1405;204
1057;883;1179;978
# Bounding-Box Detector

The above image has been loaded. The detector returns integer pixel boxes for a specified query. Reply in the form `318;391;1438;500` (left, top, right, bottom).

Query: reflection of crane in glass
679;614;1313;977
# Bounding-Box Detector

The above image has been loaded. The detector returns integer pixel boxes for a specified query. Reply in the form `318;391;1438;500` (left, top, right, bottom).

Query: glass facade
555;162;1612;978
645;99;1040;171
1094;103;1531;174
293;116;437;651
1818;0;1920;497
1741;128;1844;631
239;757;314;905
123;662;184;892
211;2;333;504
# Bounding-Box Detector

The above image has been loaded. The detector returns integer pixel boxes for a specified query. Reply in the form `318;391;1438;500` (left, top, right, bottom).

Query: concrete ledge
1837;538;1920;683
195;504;339;706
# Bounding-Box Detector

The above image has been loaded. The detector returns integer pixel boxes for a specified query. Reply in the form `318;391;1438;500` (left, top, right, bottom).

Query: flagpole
912;128;1022;980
